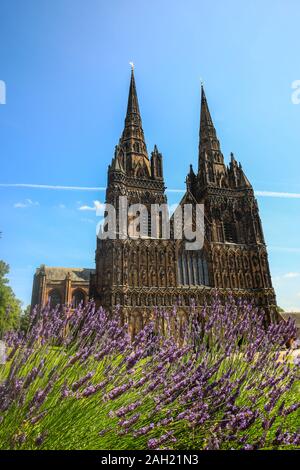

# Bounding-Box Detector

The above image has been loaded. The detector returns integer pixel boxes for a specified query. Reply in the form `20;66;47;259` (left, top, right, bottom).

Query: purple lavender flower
35;431;48;447
133;423;155;437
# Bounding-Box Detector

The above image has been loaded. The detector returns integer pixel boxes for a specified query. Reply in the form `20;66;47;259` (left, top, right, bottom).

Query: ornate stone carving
91;73;277;332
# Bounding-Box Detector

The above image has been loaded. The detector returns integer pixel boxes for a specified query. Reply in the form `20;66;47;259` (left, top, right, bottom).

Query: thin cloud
255;190;300;198
78;204;96;211
273;272;300;282
78;201;105;215
14;198;39;208
283;272;300;279
2;183;300;199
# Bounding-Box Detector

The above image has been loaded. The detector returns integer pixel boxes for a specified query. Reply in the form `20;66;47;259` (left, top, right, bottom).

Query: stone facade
31;266;94;308
32;69;277;334
91;70;277;336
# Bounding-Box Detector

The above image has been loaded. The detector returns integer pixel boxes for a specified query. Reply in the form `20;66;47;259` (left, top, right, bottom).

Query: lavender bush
0;296;299;450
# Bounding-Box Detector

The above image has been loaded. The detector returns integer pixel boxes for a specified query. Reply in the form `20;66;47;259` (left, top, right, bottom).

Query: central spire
198;85;226;186
125;65;141;120
199;85;221;156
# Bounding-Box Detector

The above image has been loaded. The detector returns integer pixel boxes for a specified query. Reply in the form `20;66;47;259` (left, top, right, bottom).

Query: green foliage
0;345;299;450
20;305;31;333
0;260;21;337
0;300;299;450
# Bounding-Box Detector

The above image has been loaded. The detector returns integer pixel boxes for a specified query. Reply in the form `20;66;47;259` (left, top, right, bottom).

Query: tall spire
114;65;150;178
119;66;149;162
125;65;141;120
199;84;221;155
198;85;226;186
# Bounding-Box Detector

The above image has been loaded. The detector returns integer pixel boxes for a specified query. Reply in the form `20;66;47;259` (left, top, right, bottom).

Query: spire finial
125;63;140;116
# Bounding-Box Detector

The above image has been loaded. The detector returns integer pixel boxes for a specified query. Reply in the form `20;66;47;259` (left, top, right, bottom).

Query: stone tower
180;85;277;320
90;71;277;334
92;67;177;336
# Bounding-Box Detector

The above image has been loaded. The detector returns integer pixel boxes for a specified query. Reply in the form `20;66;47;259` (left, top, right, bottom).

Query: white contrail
254;190;300;198
167;189;300;198
0;183;300;198
0;183;105;191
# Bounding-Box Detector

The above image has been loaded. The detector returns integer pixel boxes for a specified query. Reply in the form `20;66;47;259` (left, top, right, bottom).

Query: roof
36;265;95;282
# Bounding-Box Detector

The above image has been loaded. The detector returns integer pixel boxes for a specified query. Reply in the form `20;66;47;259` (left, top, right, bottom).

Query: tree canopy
0;260;21;337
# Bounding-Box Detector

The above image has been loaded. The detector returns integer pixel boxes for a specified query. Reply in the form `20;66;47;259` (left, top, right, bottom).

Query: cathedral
31;68;277;333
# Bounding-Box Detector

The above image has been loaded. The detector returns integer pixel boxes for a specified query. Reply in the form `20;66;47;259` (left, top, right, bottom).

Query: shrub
0;296;299;450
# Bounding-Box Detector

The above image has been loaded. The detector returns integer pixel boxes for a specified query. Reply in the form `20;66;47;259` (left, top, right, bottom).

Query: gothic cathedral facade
32;69;277;334
89;70;277;334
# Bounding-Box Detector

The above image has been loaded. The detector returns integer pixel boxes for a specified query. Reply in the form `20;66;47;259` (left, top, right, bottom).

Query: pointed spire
199;84;220;154
197;85;227;187
119;66;149;172
186;164;196;192
125;66;141;120
151;144;163;179
200;85;213;127
227;152;252;188
189;163;195;175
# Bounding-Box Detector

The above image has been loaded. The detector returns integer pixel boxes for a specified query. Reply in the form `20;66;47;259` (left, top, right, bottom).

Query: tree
20;305;31;333
0;260;21;337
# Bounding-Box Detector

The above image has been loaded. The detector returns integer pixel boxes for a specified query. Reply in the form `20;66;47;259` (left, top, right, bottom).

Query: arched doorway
49;289;62;308
72;289;85;308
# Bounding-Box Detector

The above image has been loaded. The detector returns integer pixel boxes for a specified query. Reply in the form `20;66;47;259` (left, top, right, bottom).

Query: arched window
49;289;62;308
72;289;85;308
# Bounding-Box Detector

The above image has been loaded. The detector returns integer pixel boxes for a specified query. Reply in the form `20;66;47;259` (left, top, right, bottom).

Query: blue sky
0;0;300;310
